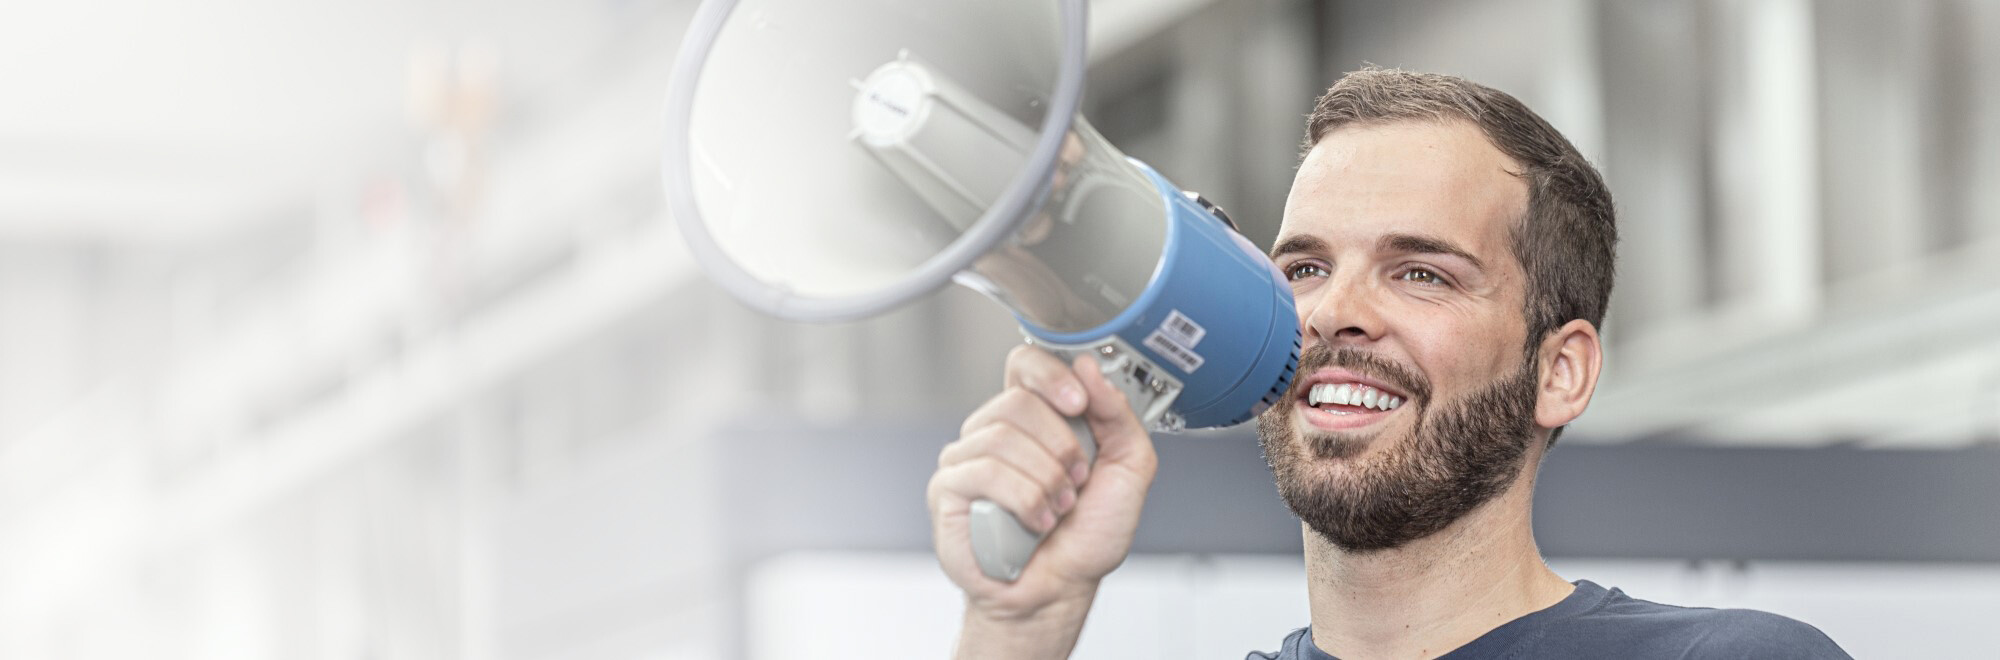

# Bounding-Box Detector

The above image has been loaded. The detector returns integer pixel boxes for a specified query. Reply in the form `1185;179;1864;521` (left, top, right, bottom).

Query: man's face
1258;119;1542;552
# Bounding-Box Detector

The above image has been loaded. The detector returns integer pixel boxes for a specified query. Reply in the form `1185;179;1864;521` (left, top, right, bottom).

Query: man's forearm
954;589;1098;660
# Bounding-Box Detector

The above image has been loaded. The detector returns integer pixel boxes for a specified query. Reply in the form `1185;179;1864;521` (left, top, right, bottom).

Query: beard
1257;344;1540;553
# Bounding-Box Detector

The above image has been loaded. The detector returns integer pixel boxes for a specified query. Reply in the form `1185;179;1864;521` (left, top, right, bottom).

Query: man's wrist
956;587;1099;659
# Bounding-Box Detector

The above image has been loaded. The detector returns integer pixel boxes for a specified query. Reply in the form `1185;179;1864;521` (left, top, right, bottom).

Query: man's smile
1292;367;1412;431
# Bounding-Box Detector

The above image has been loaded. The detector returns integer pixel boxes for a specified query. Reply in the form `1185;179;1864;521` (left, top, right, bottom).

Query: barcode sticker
1159;310;1206;348
1144;330;1206;373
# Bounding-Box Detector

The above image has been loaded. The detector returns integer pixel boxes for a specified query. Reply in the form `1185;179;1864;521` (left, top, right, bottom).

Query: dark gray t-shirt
1247;580;1850;659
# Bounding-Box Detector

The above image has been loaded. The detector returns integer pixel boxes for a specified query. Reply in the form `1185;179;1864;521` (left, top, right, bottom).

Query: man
925;68;1849;659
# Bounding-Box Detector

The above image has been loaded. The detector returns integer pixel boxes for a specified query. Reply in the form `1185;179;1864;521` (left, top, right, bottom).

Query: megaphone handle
968;414;1097;582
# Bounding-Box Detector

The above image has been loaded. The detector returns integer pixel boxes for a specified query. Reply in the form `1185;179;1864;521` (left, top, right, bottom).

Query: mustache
1291;344;1433;405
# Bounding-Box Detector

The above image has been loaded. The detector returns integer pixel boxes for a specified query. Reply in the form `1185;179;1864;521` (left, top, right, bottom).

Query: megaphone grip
968;415;1097;582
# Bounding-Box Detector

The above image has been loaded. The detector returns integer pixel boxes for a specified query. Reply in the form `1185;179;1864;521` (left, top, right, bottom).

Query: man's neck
1302;470;1573;659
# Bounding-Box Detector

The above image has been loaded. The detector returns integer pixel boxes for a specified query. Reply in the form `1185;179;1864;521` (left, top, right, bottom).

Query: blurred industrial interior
1;0;1997;658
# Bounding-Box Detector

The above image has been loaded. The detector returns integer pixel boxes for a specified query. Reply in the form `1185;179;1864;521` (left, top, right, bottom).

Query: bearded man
925;67;1849;659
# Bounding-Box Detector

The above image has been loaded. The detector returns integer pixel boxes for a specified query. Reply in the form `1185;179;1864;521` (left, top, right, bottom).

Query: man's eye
1399;267;1446;286
1286;263;1329;281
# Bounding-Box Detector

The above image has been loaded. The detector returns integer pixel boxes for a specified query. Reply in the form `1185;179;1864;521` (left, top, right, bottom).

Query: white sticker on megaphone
1144;329;1205;373
1158;309;1206;348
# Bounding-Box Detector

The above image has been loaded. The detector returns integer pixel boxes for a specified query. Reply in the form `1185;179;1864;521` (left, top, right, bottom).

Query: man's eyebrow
1269;234;1328;260
1380;233;1485;271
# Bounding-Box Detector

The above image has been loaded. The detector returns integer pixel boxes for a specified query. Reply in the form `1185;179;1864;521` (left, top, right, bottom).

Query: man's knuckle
1006;343;1037;363
1131;450;1160;476
1038;462;1068;495
1011;479;1045;513
1050;425;1081;451
1000;385;1041;409
980;417;1025;446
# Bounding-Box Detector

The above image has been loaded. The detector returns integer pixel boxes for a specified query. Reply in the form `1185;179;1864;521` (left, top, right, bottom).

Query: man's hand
927;345;1160;658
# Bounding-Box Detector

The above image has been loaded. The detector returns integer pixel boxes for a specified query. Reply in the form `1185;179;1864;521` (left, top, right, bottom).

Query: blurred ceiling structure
0;0;649;241
0;0;1218;242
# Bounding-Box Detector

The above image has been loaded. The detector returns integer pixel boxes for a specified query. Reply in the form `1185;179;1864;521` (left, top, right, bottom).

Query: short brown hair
1305;67;1618;358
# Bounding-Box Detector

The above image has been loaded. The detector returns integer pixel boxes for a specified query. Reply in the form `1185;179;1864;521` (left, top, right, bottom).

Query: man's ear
1535;319;1603;432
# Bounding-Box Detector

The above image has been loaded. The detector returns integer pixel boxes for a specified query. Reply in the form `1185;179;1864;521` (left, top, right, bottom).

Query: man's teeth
1306;383;1403;411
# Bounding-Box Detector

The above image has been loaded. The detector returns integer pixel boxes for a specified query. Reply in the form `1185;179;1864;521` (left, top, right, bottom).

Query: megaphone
664;0;1299;582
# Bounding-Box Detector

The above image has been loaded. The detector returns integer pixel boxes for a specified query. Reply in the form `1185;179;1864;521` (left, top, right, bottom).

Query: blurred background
1;0;1997;657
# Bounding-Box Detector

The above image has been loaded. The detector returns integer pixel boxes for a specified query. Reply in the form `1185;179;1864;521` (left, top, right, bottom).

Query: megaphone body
665;0;1299;582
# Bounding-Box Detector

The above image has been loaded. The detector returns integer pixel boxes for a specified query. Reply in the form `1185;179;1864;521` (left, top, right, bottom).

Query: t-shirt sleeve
1688;610;1852;659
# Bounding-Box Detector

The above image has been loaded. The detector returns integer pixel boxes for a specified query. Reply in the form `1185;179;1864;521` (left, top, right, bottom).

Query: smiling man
926;68;1849;659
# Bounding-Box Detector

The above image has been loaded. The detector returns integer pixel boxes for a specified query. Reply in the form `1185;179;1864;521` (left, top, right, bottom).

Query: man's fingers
959;388;1088;478
1003;344;1088;417
930;457;1063;534
938;423;1079;515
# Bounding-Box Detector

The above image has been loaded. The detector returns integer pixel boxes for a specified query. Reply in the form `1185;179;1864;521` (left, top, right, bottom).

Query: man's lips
1295;396;1398;431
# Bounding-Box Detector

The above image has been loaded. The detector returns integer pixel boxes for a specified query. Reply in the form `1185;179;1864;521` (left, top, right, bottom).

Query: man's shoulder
1244;582;1850;660
1555;582;1849;659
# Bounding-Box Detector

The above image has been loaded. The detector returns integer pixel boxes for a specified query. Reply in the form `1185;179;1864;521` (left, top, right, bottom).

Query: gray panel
1535;441;2000;563
713;420;1302;561
715;418;2000;562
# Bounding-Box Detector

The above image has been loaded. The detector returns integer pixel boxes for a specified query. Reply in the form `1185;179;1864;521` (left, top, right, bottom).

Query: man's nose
1300;272;1386;346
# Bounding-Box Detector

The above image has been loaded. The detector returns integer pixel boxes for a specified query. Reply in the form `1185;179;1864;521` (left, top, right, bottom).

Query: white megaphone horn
664;0;1300;582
